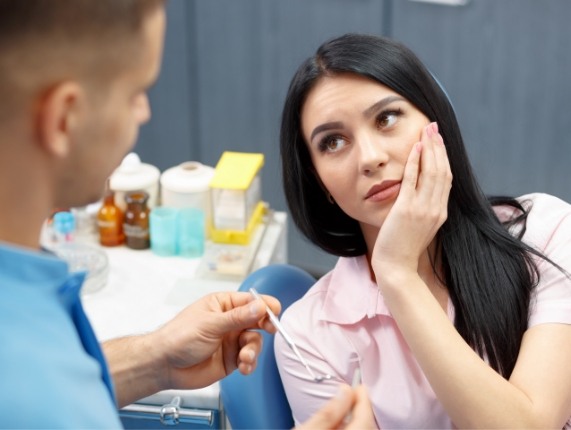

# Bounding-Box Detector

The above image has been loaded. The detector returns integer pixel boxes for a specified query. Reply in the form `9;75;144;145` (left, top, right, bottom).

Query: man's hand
151;291;280;390
297;385;377;430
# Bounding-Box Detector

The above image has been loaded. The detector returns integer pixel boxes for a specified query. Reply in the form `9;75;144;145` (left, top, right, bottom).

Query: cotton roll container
160;161;215;214
109;153;160;212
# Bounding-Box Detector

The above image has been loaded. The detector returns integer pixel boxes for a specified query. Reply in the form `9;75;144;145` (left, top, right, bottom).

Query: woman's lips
365;180;401;202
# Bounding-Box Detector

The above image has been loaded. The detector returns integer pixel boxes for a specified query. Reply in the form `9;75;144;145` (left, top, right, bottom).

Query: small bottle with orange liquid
97;180;125;246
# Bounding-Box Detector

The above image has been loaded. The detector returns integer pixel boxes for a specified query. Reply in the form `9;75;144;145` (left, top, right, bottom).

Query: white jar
160;161;215;214
109;153;160;211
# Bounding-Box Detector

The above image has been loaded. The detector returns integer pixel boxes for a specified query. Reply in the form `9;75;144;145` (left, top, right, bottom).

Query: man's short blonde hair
0;0;166;121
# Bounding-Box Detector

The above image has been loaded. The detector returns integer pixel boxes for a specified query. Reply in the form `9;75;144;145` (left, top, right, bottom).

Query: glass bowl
53;243;109;294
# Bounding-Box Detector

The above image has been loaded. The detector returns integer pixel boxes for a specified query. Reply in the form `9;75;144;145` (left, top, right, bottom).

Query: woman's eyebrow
310;121;344;142
362;96;406;119
308;96;406;142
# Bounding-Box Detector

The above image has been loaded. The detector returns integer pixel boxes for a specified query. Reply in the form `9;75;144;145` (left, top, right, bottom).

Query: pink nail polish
431;122;439;134
426;124;433;138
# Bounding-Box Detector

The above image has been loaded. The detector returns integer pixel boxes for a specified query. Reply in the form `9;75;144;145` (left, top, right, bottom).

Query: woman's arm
372;125;571;427
379;272;571;428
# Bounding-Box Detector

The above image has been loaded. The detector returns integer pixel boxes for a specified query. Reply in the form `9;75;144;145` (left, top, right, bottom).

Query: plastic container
109;153;160;211
209;152;265;244
177;207;205;258
53;243;109;295
52;211;76;244
160;161;215;210
149;207;179;256
71;203;100;244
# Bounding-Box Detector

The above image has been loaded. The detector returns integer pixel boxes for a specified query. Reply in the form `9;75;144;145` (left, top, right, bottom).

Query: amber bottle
97;185;125;246
123;191;150;250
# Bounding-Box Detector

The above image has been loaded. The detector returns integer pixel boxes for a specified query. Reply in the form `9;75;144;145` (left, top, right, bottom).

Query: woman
275;33;571;429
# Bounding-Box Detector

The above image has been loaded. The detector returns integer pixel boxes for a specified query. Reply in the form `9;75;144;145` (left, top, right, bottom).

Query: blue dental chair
219;264;315;430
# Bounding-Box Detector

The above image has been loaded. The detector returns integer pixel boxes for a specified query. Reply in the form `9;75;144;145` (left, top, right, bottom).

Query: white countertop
82;212;287;409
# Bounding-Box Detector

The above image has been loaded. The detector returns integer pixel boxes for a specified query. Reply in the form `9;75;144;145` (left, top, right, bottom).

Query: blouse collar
319;255;392;324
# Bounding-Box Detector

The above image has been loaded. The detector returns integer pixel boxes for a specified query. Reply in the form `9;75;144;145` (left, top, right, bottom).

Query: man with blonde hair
0;1;373;428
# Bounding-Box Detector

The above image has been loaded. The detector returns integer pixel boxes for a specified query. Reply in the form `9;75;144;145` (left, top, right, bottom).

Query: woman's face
301;73;430;229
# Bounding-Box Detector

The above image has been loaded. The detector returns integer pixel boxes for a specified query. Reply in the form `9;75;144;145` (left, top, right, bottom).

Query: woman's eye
376;109;403;129
318;135;347;153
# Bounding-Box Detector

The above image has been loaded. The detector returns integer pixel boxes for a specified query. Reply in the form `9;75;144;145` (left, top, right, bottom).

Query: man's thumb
217;299;266;333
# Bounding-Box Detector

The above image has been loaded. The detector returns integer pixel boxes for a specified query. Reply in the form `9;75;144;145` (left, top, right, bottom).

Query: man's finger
217;299;276;334
211;292;281;334
346;385;376;429
296;385;354;429
237;330;262;365
219;299;266;333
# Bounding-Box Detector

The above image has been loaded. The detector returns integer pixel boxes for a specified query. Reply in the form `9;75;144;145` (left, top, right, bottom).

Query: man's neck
0;145;53;250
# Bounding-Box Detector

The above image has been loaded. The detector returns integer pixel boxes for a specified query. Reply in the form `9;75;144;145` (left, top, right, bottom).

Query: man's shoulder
0;296;121;428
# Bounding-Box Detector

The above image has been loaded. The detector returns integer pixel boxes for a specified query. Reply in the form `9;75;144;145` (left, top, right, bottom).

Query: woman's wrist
374;263;420;291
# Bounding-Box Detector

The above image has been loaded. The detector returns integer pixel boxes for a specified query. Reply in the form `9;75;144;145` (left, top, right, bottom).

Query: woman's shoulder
518;195;571;327
280;255;368;325
493;193;571;245
279;263;337;322
518;192;571;214
494;192;570;219
518;193;571;246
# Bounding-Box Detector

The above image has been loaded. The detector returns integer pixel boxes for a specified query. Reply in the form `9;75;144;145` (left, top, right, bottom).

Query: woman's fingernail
426;123;434;138
431;122;439;135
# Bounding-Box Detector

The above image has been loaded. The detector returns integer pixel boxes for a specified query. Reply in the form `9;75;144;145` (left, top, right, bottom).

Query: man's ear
36;81;84;158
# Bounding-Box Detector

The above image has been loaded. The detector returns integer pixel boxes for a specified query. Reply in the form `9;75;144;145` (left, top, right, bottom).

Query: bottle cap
125;190;150;205
109;153;160;192
53;211;75;234
160;161;215;193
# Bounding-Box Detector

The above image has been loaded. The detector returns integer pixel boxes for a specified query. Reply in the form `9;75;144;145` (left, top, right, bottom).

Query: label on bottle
123;224;149;238
98;220;119;229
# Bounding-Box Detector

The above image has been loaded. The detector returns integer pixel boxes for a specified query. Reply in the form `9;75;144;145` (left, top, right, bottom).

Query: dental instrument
249;287;331;383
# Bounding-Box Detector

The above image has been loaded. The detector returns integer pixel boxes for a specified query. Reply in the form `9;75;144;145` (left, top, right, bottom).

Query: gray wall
134;0;571;276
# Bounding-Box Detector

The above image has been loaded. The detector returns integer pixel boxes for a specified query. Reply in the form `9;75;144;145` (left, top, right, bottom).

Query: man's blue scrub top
0;243;122;428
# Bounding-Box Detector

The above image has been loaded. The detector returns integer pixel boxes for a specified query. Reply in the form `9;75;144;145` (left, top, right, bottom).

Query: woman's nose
357;134;388;176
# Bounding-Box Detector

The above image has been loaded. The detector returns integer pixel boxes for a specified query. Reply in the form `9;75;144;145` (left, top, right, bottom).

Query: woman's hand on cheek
371;122;452;286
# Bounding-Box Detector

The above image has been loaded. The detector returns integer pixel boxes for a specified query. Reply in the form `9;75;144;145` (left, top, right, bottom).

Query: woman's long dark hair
280;33;548;377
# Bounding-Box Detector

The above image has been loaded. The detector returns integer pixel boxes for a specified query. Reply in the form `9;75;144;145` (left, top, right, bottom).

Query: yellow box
209;151;265;244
